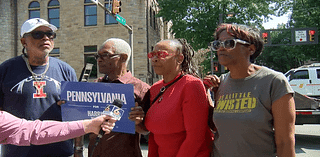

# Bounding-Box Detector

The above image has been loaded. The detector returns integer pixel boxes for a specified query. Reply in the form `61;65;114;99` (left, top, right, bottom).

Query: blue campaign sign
60;81;135;134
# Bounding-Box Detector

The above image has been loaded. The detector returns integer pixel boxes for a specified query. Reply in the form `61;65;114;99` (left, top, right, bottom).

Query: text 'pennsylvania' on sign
60;81;135;134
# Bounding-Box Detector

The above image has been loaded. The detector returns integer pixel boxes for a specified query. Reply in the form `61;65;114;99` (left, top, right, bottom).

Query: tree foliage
157;0;289;50
157;0;319;74
157;0;291;75
288;0;320;62
256;0;320;73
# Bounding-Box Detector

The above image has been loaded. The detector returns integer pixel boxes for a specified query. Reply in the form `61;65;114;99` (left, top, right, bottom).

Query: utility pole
218;13;226;73
209;41;214;75
91;0;134;75
209;13;224;75
219;13;223;25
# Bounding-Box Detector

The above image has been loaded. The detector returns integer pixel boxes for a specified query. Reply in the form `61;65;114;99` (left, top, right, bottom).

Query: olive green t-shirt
213;66;294;157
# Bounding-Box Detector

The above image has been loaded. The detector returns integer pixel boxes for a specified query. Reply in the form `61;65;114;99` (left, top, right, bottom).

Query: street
0;125;319;156
295;124;320;157
140;125;320;157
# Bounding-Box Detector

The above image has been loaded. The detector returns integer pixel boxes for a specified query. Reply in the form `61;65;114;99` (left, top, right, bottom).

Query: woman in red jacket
144;39;212;157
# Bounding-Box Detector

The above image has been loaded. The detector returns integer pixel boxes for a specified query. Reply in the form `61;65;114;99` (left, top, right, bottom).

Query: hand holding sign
129;102;145;125
61;81;135;134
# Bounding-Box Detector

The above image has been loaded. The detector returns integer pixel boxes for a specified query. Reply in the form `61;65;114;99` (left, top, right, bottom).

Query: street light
209;42;214;75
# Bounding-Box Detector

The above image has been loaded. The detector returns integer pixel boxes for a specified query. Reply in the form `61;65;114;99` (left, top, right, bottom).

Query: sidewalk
82;143;148;157
80;135;148;157
0;137;148;157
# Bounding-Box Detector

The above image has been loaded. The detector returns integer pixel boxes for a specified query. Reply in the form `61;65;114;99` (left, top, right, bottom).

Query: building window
48;0;60;28
29;1;40;19
149;8;153;29
105;0;117;25
149;7;156;30
84;46;98;78
84;46;97;52
152;10;157;30
50;48;60;57
84;0;97;26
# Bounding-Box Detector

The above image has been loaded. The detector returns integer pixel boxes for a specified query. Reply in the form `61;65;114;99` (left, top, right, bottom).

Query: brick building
0;0;173;84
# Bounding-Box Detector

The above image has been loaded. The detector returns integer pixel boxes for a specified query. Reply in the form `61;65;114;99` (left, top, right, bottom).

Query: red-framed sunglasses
147;51;174;59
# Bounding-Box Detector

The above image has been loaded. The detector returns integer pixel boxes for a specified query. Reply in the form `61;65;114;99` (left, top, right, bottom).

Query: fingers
129;106;144;118
203;75;220;89
130;106;143;113
56;100;66;106
99;115;116;134
94;77;103;82
97;77;103;82
101;121;115;134
129;106;145;124
130;116;144;123
103;115;117;123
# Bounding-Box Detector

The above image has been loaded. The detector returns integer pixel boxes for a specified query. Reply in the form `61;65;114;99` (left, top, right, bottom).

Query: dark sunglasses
25;31;56;39
210;39;250;51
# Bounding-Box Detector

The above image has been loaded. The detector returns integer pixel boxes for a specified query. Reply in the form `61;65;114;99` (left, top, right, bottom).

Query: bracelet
74;146;84;152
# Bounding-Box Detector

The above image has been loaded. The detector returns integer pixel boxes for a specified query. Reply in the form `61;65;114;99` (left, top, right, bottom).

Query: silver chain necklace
22;55;50;82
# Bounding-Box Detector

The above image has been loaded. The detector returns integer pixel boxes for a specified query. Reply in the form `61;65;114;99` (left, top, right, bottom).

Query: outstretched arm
0;111;116;146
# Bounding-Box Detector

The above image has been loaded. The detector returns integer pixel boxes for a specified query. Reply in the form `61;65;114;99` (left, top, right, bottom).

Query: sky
262;13;291;29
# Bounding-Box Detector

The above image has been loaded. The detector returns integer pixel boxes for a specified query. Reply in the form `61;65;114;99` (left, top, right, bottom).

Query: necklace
151;74;185;104
22;55;50;82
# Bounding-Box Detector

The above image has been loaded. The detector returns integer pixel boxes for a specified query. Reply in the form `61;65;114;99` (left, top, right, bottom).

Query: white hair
100;38;131;65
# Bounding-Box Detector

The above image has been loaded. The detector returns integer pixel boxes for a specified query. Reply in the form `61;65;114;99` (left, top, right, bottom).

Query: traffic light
112;0;121;14
309;30;315;41
262;32;268;44
213;61;219;72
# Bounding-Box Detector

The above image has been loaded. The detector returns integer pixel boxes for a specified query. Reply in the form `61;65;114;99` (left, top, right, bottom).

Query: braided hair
171;38;199;76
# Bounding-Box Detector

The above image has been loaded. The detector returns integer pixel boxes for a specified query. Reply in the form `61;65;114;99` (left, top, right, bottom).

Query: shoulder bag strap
151;74;185;105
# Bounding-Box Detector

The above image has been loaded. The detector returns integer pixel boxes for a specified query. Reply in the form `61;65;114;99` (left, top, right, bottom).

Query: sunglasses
94;53;120;60
25;31;56;39
147;51;174;59
210;39;250;51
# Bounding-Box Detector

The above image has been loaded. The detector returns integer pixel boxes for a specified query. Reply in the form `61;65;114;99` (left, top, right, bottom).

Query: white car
284;63;320;98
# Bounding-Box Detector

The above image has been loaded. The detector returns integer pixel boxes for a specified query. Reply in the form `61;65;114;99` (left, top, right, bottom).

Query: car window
317;69;320;79
285;70;294;81
291;70;309;80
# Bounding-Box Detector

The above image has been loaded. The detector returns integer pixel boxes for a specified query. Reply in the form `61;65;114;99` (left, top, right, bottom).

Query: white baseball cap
20;18;57;37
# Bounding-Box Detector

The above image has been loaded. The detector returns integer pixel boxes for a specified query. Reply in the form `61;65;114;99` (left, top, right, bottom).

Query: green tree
157;0;291;74
157;0;290;49
256;25;303;73
288;0;320;62
256;0;320;72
